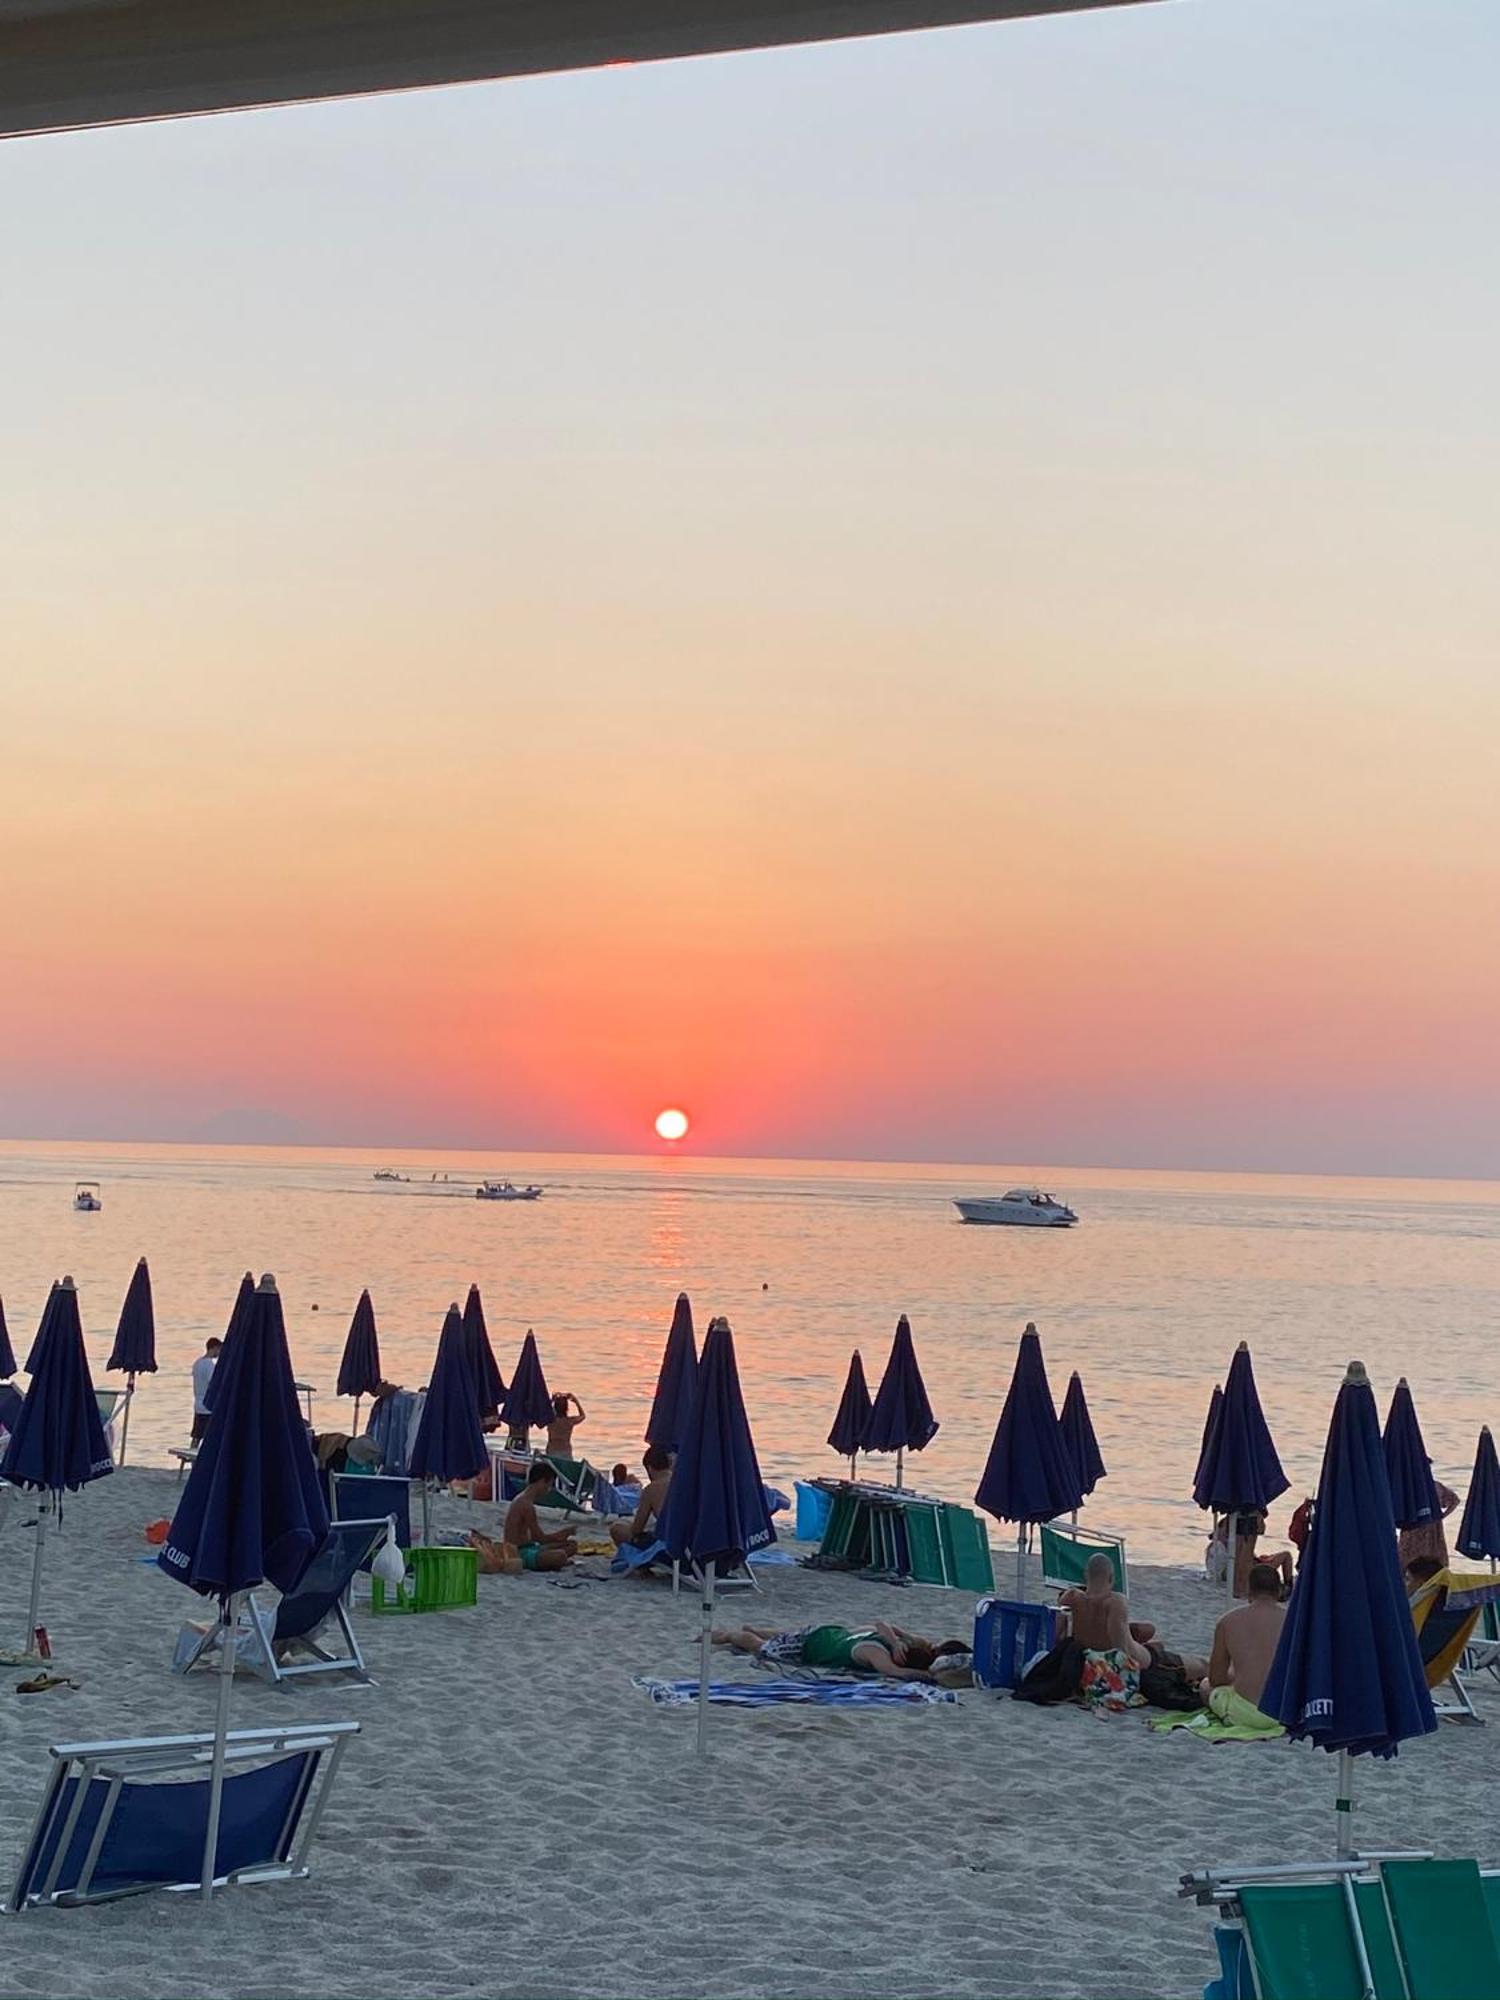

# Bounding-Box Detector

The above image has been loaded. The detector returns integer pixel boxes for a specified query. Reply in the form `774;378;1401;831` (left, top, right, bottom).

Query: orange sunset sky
5;0;1499;1175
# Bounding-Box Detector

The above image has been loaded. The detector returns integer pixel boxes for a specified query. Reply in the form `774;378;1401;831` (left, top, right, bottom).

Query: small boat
476;1180;543;1202
372;1169;409;1182
954;1188;1077;1227
73;1181;103;1212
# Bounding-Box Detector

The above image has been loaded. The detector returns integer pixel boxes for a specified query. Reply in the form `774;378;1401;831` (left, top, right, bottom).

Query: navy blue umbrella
502;1329;553;1442
2;1276;114;1657
975;1322;1084;1597
106;1257;156;1466
827;1350;873;1471
409;1304;488;1534
1191;1384;1225;1511
0;1293;17;1379
1197;1342;1288;1602
462;1284;507;1423
202;1272;255;1414
336;1290;383;1433
657;1315;776;1753
1261;1360;1435;1853
1382;1378;1440;1532
1059;1371;1105;1501
863;1314;938;1489
157;1274;329;1898
1456;1428;1500;1564
645;1293;698;1456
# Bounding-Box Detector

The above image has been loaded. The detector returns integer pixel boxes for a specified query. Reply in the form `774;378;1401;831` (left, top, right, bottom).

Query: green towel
1150;1684;1285;1742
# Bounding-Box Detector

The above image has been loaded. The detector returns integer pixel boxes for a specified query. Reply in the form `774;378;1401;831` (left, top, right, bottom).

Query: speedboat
954;1188;1076;1227
73;1181;102;1212
372;1169;408;1182
476;1180;543;1202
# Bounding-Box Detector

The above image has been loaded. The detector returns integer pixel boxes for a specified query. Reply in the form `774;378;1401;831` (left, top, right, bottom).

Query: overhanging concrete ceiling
0;0;1159;141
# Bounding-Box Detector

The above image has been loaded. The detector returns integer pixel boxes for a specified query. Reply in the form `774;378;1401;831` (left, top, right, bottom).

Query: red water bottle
34;1626;51;1660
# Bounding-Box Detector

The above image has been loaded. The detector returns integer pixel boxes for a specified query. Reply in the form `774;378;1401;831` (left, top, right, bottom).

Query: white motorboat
372;1169;408;1182
954;1188;1076;1227
73;1181;102;1212
476;1180;543;1202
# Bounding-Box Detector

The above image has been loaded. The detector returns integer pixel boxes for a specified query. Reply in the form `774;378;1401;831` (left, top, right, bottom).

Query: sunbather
712;1620;967;1681
1056;1552;1155;1669
609;1444;672;1549
502;1463;577;1572
1199;1562;1286;1717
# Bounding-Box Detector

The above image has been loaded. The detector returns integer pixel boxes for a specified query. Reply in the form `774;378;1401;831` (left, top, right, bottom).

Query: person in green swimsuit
711;1619;964;1680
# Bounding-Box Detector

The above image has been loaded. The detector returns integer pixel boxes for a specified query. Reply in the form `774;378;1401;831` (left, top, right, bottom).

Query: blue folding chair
329;1472;411;1559
6;1722;358;1910
176;1518;391;1686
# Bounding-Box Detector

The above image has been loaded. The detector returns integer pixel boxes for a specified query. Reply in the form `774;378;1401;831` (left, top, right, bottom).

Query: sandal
15;1672;80;1694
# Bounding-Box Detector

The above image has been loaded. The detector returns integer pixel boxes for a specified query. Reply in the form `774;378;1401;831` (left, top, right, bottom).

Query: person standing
1398;1476;1459;1574
190;1337;221;1443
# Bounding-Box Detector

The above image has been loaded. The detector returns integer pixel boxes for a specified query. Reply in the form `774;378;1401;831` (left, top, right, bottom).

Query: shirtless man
609;1445;672;1548
545;1393;586;1458
1201;1562;1286;1709
502;1463;577;1572
1057;1553;1155;1670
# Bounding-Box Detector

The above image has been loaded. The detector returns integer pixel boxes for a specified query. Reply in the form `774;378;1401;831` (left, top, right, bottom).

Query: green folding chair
1380;1859;1500;2000
1237;1880;1402;2000
1038;1519;1126;1594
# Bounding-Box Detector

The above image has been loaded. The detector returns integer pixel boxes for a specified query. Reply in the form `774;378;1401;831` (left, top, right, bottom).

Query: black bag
1011;1639;1085;1705
1140;1661;1204;1712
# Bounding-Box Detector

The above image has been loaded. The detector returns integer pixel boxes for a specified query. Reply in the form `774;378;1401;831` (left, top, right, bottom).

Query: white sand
1;1468;1494;2000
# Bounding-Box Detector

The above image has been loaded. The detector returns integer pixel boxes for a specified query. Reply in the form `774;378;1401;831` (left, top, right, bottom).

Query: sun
654;1107;690;1143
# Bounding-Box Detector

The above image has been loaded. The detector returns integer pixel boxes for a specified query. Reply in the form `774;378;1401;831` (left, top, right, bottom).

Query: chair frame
6;1721;358;1912
175;1519;391;1687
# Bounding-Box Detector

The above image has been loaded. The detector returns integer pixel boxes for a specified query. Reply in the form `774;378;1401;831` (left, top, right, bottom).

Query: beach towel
634;1676;957;1708
1149;1684;1284;1742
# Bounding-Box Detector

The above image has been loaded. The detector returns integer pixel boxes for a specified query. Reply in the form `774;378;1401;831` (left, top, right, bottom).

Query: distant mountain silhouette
189;1107;314;1145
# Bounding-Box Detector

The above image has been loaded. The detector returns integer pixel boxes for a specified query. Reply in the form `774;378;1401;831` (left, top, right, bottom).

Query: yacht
73;1181;102;1212
954;1188;1077;1227
476;1180;543;1202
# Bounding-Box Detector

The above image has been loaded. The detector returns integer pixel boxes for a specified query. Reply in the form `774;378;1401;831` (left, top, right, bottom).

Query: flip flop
15;1672;80;1694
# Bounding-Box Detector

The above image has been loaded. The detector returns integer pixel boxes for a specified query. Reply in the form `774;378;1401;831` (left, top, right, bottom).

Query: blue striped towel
634;1676;956;1708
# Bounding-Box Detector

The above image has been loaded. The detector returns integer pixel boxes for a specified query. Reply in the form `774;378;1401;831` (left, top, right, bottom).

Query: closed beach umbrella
975;1322;1084;1599
1456;1428;1500;1565
2;1276;114;1655
502;1329;553;1443
336;1289;383;1434
409;1303;489;1541
203;1271;255;1415
461;1284;507;1424
0;1294;17;1379
1059;1370;1105;1501
1196;1342;1288;1605
1382;1378;1440;1531
645;1293;699;1456
863;1314;939;1490
1260;1360;1435;1854
827;1350;873;1475
106;1256;157;1467
657;1315;776;1754
1191;1384;1225;1511
158;1273;329;1898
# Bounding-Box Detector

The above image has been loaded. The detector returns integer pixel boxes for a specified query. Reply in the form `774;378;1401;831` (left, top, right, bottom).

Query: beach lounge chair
1181;1855;1500;2000
329;1471;411;1558
176;1518;392;1686
1409;1575;1486;1722
5;1721;358;1911
93;1388;129;1458
1039;1520;1128;1595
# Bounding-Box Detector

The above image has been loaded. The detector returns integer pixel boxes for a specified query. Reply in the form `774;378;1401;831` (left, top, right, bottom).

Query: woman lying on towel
712;1620;969;1682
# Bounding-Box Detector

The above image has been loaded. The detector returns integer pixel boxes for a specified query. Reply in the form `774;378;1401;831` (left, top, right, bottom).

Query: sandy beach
0;1467;1493;2000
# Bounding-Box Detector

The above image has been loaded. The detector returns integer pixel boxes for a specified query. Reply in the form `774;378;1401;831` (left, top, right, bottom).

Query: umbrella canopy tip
1023;1320;1038;1336
1344;1359;1370;1386
1234;1339;1249;1352
60;1274;76;1291
257;1272;278;1294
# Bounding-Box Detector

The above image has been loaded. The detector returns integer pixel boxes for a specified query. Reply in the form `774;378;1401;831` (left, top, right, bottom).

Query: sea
3;1140;1498;1563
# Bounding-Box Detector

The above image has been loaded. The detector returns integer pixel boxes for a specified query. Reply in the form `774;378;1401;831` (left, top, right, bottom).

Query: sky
4;0;1499;1176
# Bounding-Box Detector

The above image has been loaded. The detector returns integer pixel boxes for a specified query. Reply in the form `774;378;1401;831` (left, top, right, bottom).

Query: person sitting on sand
502;1462;577;1572
1200;1562;1286;1715
713;1620;968;1681
546;1392;586;1457
609;1445;672;1549
1056;1553;1155;1670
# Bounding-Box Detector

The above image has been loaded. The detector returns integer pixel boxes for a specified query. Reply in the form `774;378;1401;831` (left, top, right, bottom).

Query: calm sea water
3;1141;1498;1561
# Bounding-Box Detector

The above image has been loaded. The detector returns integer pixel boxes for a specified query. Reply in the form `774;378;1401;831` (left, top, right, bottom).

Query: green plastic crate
370;1545;479;1615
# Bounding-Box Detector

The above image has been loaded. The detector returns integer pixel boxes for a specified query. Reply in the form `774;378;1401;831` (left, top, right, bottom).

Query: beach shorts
519;1543;544;1571
757;1627;814;1665
1079;1649;1145;1713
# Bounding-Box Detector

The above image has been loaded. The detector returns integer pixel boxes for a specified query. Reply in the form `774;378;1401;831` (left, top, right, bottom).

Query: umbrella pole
118;1373;135;1468
697;1560;715;1759
421;1484;432;1546
25;1497;48;1654
1336;1748;1354;1859
352;1393;362;1436
1226;1516;1237;1609
202;1591;239;1900
895;1448;904;1492
849;1453;857;1481
1016;1525;1025;1603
